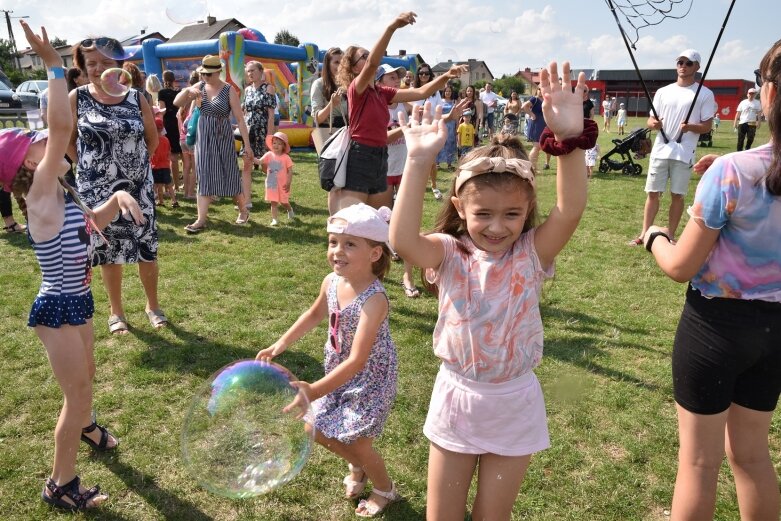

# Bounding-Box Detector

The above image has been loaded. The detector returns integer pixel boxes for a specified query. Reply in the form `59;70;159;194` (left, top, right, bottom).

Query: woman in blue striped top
0;23;144;512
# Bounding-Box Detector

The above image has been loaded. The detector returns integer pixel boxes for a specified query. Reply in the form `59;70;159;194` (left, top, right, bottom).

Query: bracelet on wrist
645;231;671;252
47;67;66;80
539;118;599;156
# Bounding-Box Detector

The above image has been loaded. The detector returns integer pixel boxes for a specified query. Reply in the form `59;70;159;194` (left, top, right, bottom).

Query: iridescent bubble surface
181;360;314;498
100;68;131;97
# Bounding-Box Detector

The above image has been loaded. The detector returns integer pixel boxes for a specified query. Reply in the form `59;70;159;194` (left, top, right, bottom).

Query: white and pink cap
327;203;392;243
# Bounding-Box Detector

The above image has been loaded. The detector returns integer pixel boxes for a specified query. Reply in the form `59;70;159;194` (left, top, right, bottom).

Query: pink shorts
424;365;550;456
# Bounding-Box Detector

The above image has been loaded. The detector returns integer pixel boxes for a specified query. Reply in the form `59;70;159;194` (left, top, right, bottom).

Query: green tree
50;37;68;48
0;39;15;73
493;75;527;98
274;30;299;47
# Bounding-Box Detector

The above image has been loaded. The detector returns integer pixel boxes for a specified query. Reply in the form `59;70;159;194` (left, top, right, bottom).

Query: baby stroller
500;113;519;136
698;129;713;147
598;128;650;176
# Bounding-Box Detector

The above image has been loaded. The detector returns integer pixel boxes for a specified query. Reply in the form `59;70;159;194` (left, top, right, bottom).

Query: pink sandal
343;463;368;499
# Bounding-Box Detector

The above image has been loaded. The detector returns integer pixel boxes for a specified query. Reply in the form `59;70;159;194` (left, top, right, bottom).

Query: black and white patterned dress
243;82;275;157
75;87;157;265
196;83;242;197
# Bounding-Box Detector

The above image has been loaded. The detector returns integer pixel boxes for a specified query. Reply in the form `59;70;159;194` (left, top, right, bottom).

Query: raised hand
400;102;447;162
445;64;469;79
391;11;417;29
539;61;586;141
19;21;62;68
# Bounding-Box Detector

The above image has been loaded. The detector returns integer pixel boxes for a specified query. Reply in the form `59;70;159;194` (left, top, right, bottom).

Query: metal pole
2;10;22;70
605;0;669;142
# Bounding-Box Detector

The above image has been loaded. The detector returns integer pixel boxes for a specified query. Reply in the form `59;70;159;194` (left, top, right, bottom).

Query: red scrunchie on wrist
539;119;599;157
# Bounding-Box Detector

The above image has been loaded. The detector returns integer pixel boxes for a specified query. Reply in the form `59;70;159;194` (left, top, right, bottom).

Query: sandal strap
371;483;397;501
82;422;109;449
45;476;99;508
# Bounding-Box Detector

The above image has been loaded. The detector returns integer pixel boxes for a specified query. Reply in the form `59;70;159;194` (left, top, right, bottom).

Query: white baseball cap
677;49;701;64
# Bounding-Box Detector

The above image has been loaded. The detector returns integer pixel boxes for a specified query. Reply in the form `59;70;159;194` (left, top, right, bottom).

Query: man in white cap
733;87;763;151
629;49;716;245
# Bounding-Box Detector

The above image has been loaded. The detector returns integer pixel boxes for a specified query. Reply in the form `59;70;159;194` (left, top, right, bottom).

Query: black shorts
344;141;388;195
672;285;781;414
152;168;172;185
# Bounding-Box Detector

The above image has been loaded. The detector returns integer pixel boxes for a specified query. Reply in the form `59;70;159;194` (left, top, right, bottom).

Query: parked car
0;68;12;90
0;82;22;110
15;80;48;109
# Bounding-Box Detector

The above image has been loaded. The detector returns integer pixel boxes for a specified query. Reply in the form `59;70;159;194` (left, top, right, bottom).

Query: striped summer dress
196;83;242;197
27;192;95;328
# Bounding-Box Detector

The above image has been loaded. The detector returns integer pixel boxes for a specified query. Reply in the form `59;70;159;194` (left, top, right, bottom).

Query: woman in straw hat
174;54;253;232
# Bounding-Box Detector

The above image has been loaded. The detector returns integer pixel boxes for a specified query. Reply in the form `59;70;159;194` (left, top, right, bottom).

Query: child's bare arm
92;191;146;230
533;62;589;269
389;103;447;269
303;293;387;402
355;12;417;95
257;275;330;361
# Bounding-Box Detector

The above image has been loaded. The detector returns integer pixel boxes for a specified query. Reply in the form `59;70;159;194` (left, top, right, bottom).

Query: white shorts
423;365;550;456
645;157;692;195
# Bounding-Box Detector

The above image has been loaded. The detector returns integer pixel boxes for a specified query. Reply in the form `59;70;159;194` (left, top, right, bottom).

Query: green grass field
0;119;777;520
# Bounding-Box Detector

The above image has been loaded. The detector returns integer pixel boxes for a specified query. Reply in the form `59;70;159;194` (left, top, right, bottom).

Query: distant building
555;68;752;119
18;45;76;72
166;16;245;44
120;30;168;48
432;58;493;86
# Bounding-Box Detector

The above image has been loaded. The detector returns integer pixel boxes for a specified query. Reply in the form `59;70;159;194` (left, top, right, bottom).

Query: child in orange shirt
258;132;294;226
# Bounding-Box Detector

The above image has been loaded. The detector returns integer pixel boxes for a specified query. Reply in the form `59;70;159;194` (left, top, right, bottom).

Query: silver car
15;80;48;109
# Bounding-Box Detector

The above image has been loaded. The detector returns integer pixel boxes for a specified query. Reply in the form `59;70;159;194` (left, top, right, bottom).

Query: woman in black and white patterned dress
174;55;253;232
68;37;167;334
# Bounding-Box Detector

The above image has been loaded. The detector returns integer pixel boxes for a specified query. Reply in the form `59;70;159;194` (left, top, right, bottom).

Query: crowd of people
1;16;779;521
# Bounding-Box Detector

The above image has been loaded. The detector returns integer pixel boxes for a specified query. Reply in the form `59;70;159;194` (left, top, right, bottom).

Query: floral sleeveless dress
243;83;276;156
314;275;398;443
75;86;157;265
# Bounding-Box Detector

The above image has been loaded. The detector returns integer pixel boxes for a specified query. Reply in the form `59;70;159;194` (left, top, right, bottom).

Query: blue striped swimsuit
27;193;95;328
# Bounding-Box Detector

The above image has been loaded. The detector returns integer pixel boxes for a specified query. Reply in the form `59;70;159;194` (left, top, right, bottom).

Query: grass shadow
102;459;212;521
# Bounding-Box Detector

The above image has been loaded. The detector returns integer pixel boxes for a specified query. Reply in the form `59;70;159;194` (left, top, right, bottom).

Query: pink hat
265;131;290;154
0;128;48;191
327;203;392;243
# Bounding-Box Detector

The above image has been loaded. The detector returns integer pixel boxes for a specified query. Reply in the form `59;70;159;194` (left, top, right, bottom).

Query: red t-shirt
151;135;171;169
348;82;397;147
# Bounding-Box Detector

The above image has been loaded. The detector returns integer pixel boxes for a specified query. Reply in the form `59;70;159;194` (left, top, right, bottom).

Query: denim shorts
344;141;388;194
673;285;781;414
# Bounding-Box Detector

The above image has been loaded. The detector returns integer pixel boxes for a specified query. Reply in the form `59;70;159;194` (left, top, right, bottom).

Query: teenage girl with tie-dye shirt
643;39;781;521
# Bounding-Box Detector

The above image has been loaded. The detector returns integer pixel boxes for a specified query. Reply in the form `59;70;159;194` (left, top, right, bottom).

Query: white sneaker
270;219;278;226
287;209;296;220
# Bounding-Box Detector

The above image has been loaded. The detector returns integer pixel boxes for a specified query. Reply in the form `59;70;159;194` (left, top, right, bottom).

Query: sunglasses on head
329;310;340;353
80;37;126;61
676;60;694;67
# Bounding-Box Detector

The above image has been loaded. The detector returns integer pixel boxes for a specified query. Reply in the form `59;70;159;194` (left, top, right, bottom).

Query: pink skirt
424;365;550;456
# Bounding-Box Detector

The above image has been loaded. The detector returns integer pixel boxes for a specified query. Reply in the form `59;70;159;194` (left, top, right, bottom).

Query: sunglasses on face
753;69;775;88
418;71;431;76
201;72;213;77
352;52;369;65
329;310;340;353
676;60;694;67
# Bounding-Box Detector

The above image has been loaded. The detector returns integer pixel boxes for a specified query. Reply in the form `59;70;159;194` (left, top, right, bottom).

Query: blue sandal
41;476;104;511
81;421;118;451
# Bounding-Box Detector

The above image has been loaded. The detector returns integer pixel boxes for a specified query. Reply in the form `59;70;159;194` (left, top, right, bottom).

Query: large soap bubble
181;360;314;498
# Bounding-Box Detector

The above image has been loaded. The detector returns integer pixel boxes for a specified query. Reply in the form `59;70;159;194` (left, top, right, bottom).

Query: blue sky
4;0;777;81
